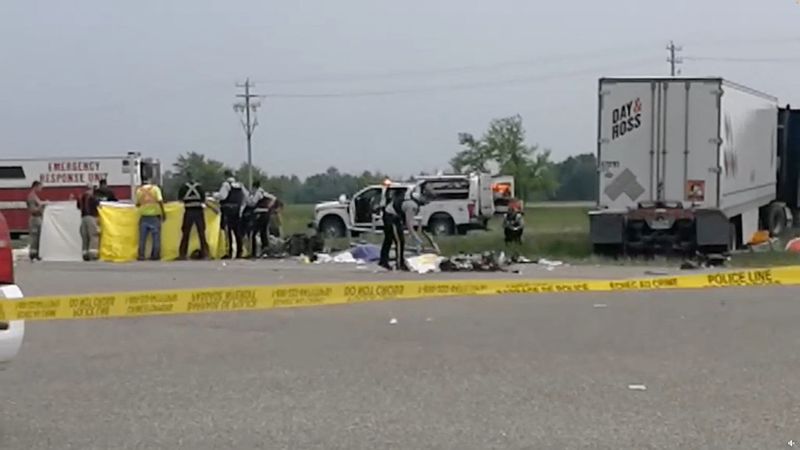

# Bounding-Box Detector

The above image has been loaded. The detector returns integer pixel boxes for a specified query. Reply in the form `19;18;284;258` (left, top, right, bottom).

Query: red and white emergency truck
0;153;160;236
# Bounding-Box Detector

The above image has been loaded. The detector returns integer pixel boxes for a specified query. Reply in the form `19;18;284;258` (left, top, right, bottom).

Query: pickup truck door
351;187;384;231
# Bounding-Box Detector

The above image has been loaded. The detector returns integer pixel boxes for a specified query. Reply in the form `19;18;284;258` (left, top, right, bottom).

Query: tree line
162;116;596;203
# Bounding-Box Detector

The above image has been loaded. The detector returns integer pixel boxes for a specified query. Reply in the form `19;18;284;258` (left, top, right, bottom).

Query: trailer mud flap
589;212;625;245
695;209;729;247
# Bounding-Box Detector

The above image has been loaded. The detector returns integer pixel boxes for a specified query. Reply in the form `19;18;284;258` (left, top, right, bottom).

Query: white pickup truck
0;213;24;370
314;175;496;238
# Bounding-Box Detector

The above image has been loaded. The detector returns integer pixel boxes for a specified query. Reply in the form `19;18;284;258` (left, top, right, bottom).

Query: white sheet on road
39;201;83;262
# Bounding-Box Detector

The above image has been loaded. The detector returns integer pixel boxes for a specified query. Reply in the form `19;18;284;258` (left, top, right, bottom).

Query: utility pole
667;41;683;76
234;78;261;190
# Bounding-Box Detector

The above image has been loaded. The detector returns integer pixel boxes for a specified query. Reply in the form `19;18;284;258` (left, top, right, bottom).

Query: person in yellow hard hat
135;177;165;261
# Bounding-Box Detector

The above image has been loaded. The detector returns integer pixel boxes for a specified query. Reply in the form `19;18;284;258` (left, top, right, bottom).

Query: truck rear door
598;80;656;209
477;174;495;217
659;79;721;208
598;78;721;209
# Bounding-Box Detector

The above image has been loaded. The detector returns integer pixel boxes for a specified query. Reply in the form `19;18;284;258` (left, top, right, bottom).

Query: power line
254;36;800;86
682;35;800;48
255;45;663;85
234;79;261;189
684;55;800;62
262;58;661;99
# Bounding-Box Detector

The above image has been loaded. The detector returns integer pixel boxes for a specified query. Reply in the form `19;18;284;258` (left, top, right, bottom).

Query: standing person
247;181;276;258
215;171;248;259
268;198;284;238
135;178;165;261
503;200;525;246
94;179;117;202
76;183;100;261
26;181;45;262
177;173;209;260
378;187;427;271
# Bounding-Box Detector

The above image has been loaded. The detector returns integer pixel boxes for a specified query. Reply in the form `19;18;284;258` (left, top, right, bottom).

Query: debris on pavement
627;384;647;391
786;237;800;253
593;304;608;308
406;254;444;274
440;252;510;272
749;236;780;252
389;318;398;325
680;253;729;270
536;258;564;268
644;270;670;276
350;244;381;263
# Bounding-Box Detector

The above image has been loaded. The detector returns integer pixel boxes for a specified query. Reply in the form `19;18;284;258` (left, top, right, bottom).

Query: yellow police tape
1;266;799;322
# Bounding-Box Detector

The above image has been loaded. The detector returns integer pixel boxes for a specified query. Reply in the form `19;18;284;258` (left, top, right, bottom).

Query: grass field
282;204;592;258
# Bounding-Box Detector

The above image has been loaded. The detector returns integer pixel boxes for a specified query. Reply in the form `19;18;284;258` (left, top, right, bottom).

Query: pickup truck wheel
429;214;455;236
319;216;346;239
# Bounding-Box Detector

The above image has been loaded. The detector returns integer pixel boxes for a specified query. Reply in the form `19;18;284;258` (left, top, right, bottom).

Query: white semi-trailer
589;77;790;255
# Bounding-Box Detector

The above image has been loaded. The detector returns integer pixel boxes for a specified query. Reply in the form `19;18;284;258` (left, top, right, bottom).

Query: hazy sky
2;0;799;178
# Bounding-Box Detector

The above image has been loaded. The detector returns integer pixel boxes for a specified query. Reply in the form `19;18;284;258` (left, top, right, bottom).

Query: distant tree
162;153;390;204
163;152;230;199
450;132;493;173
451;115;556;200
553;153;597;201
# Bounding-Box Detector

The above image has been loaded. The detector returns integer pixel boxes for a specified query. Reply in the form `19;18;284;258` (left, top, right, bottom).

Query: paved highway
2;261;799;449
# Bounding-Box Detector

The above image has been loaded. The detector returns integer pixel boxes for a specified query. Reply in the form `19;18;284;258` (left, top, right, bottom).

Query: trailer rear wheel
593;244;622;258
766;203;788;237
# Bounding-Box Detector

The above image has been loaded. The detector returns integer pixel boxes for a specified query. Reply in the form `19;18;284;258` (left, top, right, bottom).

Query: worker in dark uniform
178;173;209;260
379;187;426;271
77;183;100;261
503;199;525;247
268;198;284;238
215;171;248;259
247;181;276;259
94;179;117;202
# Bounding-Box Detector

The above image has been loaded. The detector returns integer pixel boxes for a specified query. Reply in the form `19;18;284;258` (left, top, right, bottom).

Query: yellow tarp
98;202;225;262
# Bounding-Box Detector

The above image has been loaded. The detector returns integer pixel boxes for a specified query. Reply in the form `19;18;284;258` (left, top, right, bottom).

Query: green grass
437;207;591;258
284;204;593;259
280;204;316;235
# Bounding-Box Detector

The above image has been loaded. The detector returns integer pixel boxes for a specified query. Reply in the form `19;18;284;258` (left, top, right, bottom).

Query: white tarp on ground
39;201;83;262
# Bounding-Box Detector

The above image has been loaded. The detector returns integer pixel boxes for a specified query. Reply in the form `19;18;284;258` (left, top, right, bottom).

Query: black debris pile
680;253;729;270
440;252;509;272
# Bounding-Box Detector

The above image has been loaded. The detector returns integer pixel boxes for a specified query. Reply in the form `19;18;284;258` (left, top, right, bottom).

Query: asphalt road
3;261;800;449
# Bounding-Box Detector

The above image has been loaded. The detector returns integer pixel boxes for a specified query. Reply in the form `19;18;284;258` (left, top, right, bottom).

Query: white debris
628;384;647;391
314;253;333;264
593;304;608;308
537;258;564;268
333;252;358;264
425;317;433;322
406;254;444;274
389;318;398;325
